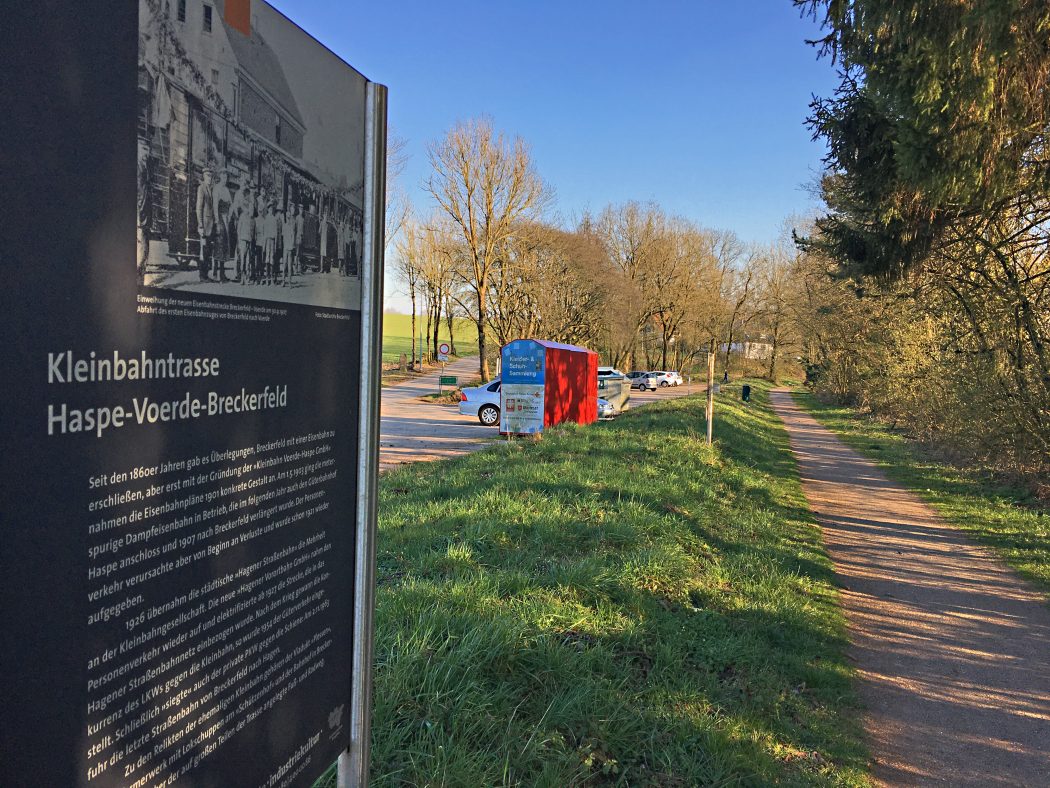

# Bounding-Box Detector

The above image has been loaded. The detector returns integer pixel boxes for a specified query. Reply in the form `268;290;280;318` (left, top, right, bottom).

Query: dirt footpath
770;390;1050;787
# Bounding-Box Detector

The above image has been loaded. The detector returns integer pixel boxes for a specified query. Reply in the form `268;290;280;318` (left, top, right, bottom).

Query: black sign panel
1;2;373;786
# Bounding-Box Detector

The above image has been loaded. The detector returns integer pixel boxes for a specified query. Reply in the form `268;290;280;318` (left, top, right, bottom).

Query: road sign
437;342;450;362
439;376;458;387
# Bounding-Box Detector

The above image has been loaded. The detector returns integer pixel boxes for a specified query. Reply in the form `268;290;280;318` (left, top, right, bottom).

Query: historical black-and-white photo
138;0;367;310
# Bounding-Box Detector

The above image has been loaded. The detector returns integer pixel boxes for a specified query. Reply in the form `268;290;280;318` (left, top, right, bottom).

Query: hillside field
382;313;478;365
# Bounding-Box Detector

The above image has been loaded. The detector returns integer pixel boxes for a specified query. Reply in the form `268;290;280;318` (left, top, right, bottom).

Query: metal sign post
339;80;387;788
436;344;451;396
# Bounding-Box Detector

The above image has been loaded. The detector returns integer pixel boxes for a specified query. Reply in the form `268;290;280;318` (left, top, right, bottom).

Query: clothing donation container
500;339;599;434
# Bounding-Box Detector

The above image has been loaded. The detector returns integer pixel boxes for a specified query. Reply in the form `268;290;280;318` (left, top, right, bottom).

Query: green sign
439;376;458;386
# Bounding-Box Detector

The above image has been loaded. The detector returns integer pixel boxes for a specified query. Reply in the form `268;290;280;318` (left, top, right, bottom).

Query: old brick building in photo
138;0;363;280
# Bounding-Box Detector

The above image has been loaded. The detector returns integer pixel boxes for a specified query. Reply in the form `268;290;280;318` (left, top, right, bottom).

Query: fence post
706;351;715;445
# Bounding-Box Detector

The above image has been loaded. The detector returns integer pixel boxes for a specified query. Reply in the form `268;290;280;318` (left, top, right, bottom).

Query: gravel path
770;390;1050;787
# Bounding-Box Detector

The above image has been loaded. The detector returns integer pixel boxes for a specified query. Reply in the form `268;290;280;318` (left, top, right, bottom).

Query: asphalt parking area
380;361;702;473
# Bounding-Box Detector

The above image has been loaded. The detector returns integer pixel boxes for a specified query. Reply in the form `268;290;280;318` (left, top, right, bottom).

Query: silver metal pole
339;80;387;788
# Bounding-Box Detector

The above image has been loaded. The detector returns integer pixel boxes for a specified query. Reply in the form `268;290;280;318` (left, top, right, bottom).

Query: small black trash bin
741;384;751;402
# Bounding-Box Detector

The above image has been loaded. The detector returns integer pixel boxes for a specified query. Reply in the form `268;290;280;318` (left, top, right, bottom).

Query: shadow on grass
316;380;870;787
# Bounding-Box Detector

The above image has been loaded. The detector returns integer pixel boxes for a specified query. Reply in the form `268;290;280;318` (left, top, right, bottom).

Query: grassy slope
319;384;870;786
382;313;478;364
794;391;1050;598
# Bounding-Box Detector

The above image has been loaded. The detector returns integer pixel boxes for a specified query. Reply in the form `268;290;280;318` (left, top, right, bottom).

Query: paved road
379;360;700;473
379;356;490;473
770;389;1050;787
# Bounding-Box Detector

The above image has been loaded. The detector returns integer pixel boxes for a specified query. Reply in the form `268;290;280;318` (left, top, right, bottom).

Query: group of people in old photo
137;0;366;310
138;156;362;292
192;164;360;288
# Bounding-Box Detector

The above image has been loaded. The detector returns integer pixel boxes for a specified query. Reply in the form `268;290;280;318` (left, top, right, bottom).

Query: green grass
317;383;870;786
382;313;478;364
794;390;1050;598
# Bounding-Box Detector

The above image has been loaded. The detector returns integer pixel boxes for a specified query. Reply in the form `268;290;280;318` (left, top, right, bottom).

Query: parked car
459;378;501;425
597;366;625;379
632;372;660;391
653;371;682;387
597;397;616;419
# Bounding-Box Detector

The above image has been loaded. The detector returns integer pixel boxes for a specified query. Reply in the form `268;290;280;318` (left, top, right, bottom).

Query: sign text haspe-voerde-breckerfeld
47;350;289;438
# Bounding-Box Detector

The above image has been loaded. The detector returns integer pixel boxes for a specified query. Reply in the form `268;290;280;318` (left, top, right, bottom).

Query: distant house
720;337;773;360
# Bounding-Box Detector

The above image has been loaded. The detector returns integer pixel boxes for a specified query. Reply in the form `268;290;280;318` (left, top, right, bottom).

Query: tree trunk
445;295;456;355
409;285;417;369
432;288;442;361
424;300;432;366
767;316;780;381
477;322;488;381
477;285;490;381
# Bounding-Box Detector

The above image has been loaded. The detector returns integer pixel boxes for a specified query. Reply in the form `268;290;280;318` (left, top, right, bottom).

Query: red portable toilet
500;339;599;434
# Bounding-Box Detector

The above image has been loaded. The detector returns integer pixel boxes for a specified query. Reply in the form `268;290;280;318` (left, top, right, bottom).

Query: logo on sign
329;704;344;730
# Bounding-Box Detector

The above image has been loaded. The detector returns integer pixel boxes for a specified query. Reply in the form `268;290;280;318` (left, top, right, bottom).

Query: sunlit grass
382;313;477;364
317;383;871;786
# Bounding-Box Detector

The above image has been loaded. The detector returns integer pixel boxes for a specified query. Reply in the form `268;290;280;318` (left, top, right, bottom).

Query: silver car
459;379;501;425
632;372;660;391
653;371;682;387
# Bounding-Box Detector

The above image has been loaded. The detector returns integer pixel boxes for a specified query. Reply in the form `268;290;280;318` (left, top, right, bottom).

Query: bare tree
751;243;799;381
720;247;758;376
394;216;423;368
424;118;548;381
385;132;411;245
444;289;460;355
594;202;667;369
484;222;610;348
405;220;459;364
650;221;724;372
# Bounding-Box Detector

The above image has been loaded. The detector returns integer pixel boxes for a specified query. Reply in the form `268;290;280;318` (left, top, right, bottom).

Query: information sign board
501;384;546;433
0;3;386;787
500;341;546;434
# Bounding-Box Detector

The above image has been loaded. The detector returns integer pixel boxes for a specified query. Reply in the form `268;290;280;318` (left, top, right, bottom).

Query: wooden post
706;351;715;445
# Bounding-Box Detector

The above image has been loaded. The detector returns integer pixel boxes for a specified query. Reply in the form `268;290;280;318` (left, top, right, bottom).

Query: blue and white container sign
501;340;545;434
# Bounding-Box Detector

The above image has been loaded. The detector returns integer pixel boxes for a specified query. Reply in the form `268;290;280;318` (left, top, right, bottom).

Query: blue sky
269;0;839;305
